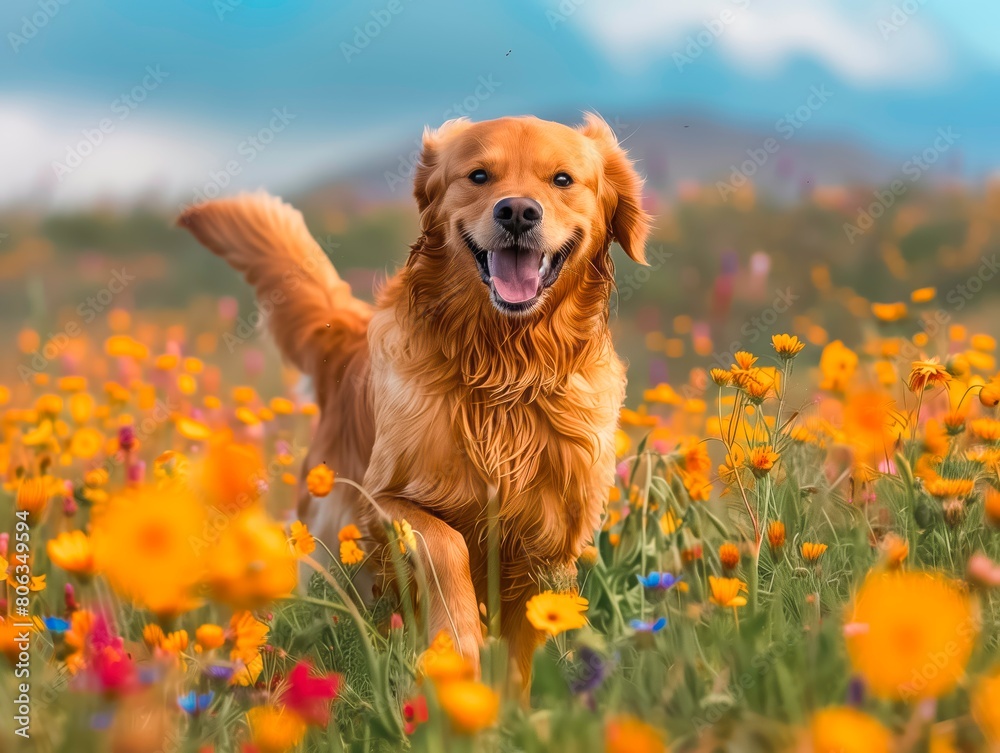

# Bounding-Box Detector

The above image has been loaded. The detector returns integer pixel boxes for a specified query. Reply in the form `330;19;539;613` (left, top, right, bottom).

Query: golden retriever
178;114;650;690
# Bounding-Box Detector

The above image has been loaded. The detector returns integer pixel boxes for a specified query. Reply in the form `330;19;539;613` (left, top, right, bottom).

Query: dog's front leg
374;499;483;667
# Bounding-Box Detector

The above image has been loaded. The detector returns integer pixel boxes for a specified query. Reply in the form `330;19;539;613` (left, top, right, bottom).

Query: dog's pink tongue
488;248;541;303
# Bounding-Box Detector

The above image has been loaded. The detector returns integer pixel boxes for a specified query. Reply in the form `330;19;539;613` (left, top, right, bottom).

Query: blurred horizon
2;0;1000;209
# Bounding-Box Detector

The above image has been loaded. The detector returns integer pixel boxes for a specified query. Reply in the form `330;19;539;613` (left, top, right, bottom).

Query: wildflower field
3;184;1000;753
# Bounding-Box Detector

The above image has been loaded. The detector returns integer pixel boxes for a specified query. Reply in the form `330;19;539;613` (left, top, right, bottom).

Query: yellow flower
46;530;96;575
606;714;668;753
732;351;757;370
306;464;335;497
809;707;891;753
972;667;1000;743
340;539;364;566
971;333;996;352
643;383;682;405
819;341;858;392
175;416;212;441
845;570;977;700
614;428;631;457
908;358;951;393
393;519;417;554
709;576;747;608
91;486;205;616
234;406;260;426
436;681;499;734
771;333;805;359
747;445;779;477
659;509;682;535
246;706;306;753
801;542;828;562
289;521;315;557
525;591;588;636
195;624;226;651
710;368;732;386
29;574;46;592
230;610;269;664
910;287;936;304
232;652;264;687
69;427;103;459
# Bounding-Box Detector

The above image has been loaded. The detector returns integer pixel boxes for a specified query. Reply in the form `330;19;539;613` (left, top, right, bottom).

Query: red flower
403;696;428;735
280;661;340;727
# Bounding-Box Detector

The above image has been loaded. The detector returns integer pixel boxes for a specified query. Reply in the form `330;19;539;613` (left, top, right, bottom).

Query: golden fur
178;114;651;690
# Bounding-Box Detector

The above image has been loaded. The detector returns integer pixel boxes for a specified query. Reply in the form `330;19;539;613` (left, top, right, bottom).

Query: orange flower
819;341;858;392
871;302;907;322
971;418;1000;443
338;524;362;542
986;488;1000;528
719;543;740;571
306;464;335;497
709;576;747;608
924;477;974;500
195;624;226;651
710;368;732;386
771;334;805;359
980;382;1000;408
606;714;669;753
747;446;779;477
339;539;364;566
908;358;950;393
767;521;786;551
436;681;499;734
46;530;96;576
15;477;50;524
801;542;828;562
880;534;909;568
289;521;315;557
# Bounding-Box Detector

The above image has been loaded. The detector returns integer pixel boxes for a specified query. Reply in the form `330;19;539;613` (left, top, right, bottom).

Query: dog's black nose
493;197;542;236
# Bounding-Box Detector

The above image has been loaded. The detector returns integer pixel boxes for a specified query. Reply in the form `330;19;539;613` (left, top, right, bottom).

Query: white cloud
0;98;394;209
572;0;949;85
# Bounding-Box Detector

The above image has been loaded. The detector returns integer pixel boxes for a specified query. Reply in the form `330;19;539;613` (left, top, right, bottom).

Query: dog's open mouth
462;226;580;313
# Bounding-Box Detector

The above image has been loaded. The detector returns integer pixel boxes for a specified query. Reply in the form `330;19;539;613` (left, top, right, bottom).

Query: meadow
2;180;1000;752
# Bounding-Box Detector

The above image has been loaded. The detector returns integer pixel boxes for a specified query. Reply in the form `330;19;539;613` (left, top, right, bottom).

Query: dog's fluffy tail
177;192;372;379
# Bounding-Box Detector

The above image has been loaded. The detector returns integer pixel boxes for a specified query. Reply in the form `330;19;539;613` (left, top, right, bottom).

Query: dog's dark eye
553;172;573;188
469;169;489;185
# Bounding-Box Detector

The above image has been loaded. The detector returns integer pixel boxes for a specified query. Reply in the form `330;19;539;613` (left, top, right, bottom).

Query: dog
178;114;650;690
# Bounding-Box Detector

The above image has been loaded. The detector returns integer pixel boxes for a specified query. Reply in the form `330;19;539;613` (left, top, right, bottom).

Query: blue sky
2;0;998;206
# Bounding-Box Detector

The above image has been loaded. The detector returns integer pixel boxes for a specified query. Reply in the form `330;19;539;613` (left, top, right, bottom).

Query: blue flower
178;690;215;715
637;572;682;590
629;617;668;633
44;617;71;633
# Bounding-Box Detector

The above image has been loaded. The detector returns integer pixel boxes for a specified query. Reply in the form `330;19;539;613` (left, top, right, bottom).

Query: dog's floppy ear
413;118;473;216
577;113;651;264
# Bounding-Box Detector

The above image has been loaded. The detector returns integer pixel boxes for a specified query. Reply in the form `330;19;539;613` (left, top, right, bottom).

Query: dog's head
412;115;651;316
